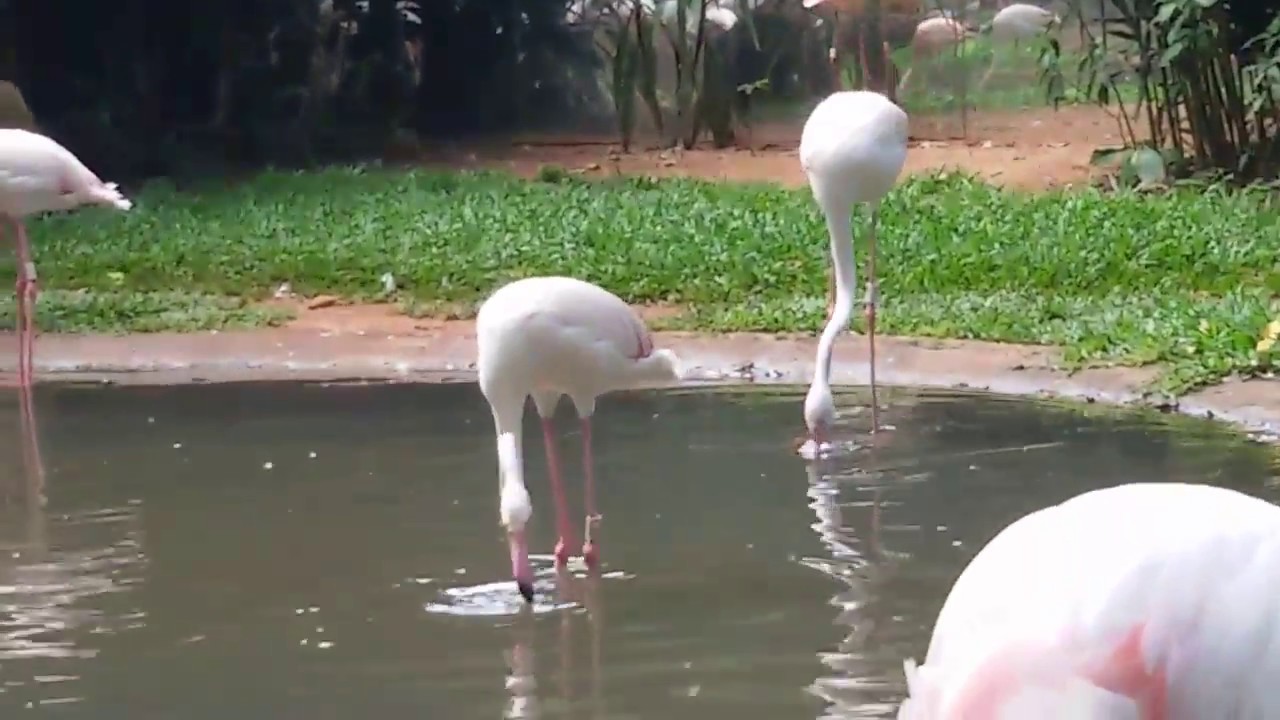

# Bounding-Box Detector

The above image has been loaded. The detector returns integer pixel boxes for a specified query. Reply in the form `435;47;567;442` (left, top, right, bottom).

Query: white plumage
897;16;974;95
978;3;1061;90
988;3;1060;41
657;0;739;34
797;91;908;455
0;129;132;391
476;276;681;603
0;130;132;217
899;482;1280;718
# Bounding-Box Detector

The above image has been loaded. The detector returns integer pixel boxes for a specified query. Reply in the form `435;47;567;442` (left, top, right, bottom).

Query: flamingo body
798;91;908;452
897;16;974;94
0;130;131;217
476;276;680;602
988;3;1060;41
657;1;739;33
899;482;1280;718
0;128;131;393
976;3;1060;90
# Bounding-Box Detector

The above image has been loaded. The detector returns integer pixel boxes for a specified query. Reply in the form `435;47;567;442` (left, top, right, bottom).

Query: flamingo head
803;378;836;447
498;435;535;603
507;527;534;603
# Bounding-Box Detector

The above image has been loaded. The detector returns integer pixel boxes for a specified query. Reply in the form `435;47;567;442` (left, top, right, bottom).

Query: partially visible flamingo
0;129;133;390
798;91;909;454
977;3;1061;91
896;15;975;96
898;482;1280;718
476;276;681;603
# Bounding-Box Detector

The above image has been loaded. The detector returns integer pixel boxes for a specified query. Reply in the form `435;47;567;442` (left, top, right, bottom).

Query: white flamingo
656;0;740;34
476;276;681;603
896;16;975;96
798;91;908;455
0;129;132;391
977;3;1061;91
898;482;1280;718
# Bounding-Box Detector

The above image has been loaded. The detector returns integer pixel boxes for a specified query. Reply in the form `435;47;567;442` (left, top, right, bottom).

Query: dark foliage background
0;0;1275;182
0;0;604;180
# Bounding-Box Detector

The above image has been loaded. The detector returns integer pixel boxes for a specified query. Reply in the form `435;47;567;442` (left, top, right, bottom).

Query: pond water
0;382;1275;718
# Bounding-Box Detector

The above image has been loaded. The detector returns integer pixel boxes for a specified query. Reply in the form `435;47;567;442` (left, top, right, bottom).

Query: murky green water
0;383;1275;717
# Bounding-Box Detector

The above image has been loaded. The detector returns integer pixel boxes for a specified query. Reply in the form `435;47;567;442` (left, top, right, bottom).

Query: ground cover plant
3;166;1275;395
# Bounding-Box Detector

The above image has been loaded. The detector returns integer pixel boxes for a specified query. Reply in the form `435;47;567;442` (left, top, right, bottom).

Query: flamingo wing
902;483;1280;719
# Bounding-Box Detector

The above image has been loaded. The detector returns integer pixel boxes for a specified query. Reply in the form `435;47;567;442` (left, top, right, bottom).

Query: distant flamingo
0;129;132;390
798;91;908;453
896;15;975;96
899;482;1280;718
476;276;681;603
977;3;1061;91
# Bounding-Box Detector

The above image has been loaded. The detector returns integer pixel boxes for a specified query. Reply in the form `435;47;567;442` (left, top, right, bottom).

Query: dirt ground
420;105;1129;191
8;104;1278;441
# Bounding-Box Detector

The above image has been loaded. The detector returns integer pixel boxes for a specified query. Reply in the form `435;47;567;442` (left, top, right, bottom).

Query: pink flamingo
899;482;1280;717
0;128;133;390
476;276;681;603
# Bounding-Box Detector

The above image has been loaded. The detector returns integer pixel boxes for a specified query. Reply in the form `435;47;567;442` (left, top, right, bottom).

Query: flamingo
476;276;681;603
977;3;1061;91
798;91;908;453
896;16;975;96
898;482;1280;718
0;129;131;391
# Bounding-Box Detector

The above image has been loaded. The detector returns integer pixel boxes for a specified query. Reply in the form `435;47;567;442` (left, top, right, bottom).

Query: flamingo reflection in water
504;566;605;719
3;374;43;509
802;433;915;718
2;381;44;520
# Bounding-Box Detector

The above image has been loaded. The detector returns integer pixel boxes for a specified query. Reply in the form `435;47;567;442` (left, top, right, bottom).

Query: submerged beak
509;529;534;604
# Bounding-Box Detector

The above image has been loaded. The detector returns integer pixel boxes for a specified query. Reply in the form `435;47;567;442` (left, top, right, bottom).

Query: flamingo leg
865;208;880;433
858;21;870;89
17;377;44;507
13;216;35;391
580;417;601;566
0;216;22;389
825;266;835;319
541;418;578;566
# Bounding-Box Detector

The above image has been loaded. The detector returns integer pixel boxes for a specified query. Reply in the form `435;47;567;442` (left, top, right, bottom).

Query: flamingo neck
489;396;532;528
812;202;858;390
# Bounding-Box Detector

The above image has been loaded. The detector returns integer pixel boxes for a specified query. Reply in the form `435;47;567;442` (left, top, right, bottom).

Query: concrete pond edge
8;327;1280;443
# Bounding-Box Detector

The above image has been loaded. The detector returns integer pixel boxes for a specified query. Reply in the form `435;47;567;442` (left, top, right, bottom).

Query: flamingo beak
509;529;534;603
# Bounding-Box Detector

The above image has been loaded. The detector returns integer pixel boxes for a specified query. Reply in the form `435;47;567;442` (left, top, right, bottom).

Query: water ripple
0;503;148;663
423;559;628;618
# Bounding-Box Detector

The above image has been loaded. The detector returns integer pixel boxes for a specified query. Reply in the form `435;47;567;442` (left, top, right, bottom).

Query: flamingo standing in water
898;482;1280;718
0;129;133;389
798;91;908;453
476;276;681;603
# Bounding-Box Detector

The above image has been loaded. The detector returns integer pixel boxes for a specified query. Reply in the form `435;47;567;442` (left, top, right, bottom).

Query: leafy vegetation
1044;0;1280;184
6;167;1276;395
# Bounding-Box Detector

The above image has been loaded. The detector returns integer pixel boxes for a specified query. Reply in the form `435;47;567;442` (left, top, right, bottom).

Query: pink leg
540;418;577;566
581;417;601;567
865;209;880;433
11;217;35;390
17;376;44;503
0;217;17;389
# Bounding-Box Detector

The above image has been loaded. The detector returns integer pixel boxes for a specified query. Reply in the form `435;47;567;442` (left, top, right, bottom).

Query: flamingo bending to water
476;276;681;603
798;91;908;452
899;482;1280;718
0;129;132;389
977;3;1061;91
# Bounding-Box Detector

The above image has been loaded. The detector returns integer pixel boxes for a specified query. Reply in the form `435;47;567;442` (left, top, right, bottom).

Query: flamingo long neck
490;398;529;520
813;202;857;389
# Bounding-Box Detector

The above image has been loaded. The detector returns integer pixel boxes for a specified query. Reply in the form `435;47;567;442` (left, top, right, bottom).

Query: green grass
5;166;1278;394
